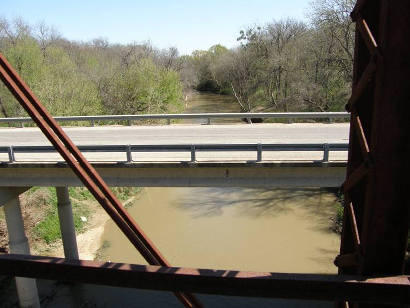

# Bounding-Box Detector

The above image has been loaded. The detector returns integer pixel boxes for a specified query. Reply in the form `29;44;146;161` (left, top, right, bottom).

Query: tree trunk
0;97;9;118
230;83;246;111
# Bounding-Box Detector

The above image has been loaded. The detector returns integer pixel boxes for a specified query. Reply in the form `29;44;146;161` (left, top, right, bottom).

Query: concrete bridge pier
56;186;85;308
1;188;40;308
56;187;79;260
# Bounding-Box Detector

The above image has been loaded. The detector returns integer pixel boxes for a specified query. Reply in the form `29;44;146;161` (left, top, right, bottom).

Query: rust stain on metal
341;162;369;193
337;1;410;307
0;254;409;305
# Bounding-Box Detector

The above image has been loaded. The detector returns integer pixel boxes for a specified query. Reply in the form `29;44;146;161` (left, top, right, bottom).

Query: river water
97;92;340;307
181;91;240;124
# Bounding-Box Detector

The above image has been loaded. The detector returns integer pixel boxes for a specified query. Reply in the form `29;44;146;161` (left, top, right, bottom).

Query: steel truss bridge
0;1;409;307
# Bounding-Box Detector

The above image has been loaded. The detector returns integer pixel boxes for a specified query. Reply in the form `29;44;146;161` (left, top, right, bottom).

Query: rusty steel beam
358;0;410;276
0;254;409;305
338;0;410;298
339;0;379;278
337;1;410;307
0;53;202;308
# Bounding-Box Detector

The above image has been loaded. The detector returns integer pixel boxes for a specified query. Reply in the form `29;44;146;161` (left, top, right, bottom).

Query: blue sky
2;0;311;55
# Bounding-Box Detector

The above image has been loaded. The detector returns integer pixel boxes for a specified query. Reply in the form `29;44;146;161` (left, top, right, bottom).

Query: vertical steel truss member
0;54;202;308
336;0;410;307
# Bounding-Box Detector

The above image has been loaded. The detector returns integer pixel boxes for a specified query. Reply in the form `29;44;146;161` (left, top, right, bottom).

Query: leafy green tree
0;17;184;118
189;45;229;93
99;58;182;114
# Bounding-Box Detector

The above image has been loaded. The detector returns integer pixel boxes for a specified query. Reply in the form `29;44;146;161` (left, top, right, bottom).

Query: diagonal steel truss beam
0;53;202;308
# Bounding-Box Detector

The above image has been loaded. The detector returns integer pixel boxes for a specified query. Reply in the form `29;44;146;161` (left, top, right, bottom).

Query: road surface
0;123;349;162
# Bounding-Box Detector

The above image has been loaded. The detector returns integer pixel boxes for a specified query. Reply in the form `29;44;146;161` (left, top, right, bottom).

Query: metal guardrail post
190;145;196;162
126;145;132;163
207;118;211;125
127;120;132;126
167;119;171;125
323;143;330;162
91;120;95;127
8;146;15;162
257;143;262;162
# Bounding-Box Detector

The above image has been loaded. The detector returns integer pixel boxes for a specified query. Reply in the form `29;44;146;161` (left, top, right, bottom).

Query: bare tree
0;97;9;118
220;48;260;112
309;0;355;81
236;19;306;111
36;21;60;57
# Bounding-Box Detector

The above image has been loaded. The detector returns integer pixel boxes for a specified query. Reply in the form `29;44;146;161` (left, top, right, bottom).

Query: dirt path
42;194;137;260
50;204;109;260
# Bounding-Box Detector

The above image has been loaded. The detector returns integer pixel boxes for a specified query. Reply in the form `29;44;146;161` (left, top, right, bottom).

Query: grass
335;203;344;231
112;187;141;202
34;187;90;244
334;190;344;234
32;186;141;244
327;189;344;234
68;187;93;201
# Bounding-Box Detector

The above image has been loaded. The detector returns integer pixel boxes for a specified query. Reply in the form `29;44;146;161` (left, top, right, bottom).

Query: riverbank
43;199;109;260
0;186;344;265
0;187;140;260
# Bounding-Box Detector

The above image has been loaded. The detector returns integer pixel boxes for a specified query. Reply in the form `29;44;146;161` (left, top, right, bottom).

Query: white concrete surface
0;124;349;162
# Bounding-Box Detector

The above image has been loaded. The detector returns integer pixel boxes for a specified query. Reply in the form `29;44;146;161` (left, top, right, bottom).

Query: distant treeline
0;0;354;117
0;21;184;117
188;0;355;112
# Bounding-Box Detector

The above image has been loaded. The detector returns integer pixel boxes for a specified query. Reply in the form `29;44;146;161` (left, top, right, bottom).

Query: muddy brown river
96;92;340;307
100;187;339;274
181;91;240;124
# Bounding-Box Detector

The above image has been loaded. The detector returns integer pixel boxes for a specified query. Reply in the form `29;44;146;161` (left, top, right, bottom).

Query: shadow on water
309;247;339;268
92;187;339;307
84;91;340;307
173;187;338;233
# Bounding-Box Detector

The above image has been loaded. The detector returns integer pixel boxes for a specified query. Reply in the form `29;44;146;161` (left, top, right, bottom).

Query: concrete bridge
0;122;349;188
0;123;350;146
0;122;348;307
0;161;346;188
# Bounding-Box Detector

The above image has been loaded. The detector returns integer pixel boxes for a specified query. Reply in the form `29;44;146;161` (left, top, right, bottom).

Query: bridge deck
0;161;346;188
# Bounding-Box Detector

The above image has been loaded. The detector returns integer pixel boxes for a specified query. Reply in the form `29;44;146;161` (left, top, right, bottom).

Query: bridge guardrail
0;112;350;127
0;143;349;163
